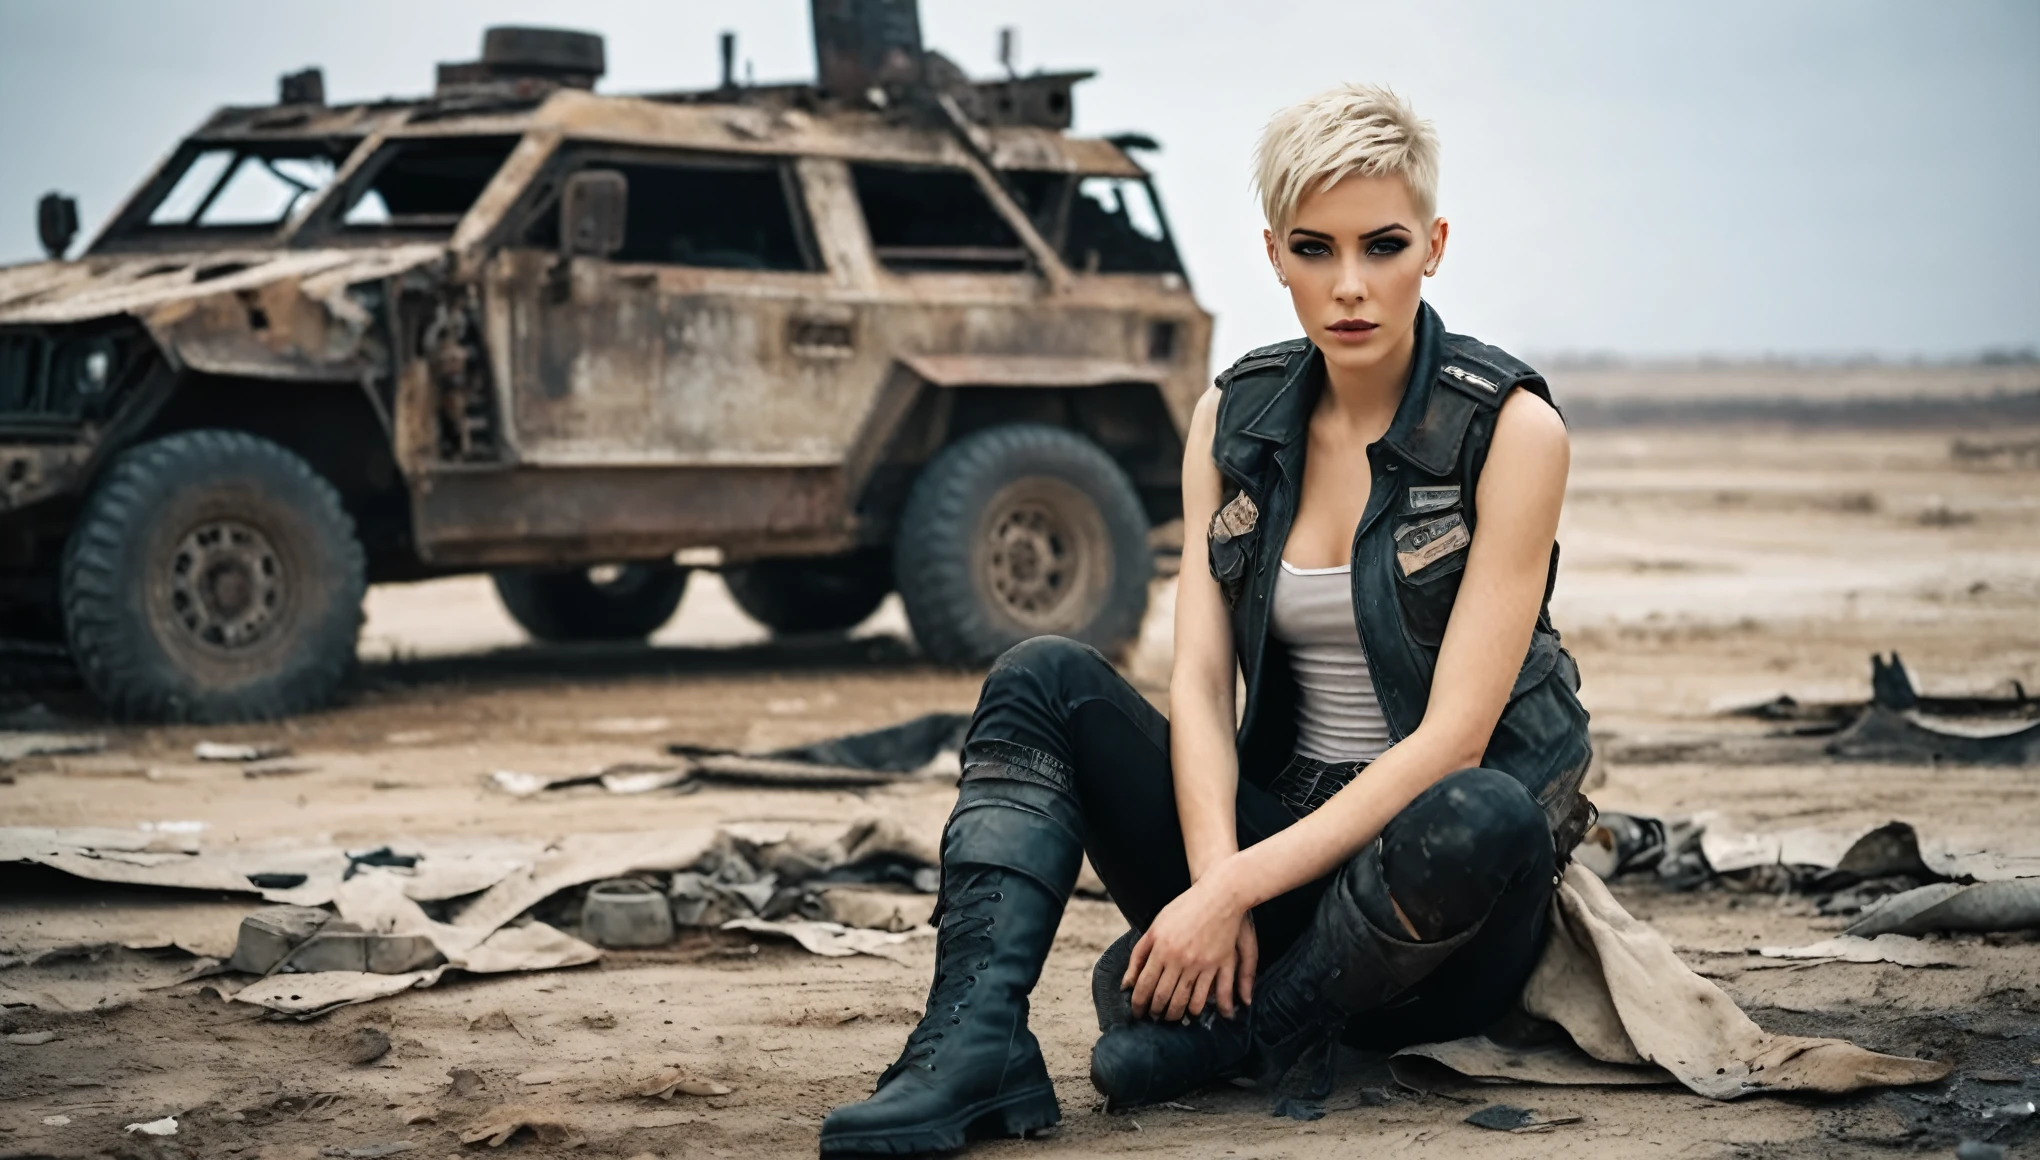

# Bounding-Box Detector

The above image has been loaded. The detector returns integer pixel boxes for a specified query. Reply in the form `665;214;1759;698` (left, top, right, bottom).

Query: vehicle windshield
140;142;354;232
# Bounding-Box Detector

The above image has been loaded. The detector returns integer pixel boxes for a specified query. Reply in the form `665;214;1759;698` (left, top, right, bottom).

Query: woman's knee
979;636;1118;709
1376;767;1550;938
1404;767;1546;862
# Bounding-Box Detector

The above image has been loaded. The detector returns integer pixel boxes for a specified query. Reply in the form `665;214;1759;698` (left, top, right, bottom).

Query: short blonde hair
1253;83;1440;231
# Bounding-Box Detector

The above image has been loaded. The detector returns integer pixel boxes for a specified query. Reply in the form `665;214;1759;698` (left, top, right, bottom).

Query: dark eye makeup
1285;227;1413;260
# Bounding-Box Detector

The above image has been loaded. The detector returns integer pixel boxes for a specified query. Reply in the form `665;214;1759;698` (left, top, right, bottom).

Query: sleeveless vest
1206;302;1595;849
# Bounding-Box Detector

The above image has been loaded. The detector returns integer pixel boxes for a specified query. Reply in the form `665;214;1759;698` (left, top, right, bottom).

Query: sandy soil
2;424;2037;1159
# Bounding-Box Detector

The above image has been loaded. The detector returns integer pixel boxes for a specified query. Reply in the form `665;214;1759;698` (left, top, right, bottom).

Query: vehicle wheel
492;563;689;643
60;429;366;722
895;423;1151;666
724;549;892;635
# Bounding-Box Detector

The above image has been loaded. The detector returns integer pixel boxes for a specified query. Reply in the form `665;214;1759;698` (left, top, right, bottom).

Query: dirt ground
3;422;2038;1159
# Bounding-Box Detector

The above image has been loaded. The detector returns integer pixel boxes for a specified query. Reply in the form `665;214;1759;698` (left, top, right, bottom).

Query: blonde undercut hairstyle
1253;83;1440;232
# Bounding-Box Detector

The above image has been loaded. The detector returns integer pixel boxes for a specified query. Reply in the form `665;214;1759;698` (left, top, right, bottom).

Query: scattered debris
228;905;339;973
459;1108;575;1148
488;762;689;798
469;1009;518;1032
1464;1104;1584;1133
225;904;443;976
447;1068;486;1098
1756;935;1964;968
581;879;675;948
1465;1105;1531;1130
124;1116;178;1136
1847;879;2040;937
243;760;318;778
344;1026;393;1065
0;732;106;763
1573;812;1667;881
6;1031;59;1045
628;1067;733;1099
344;846;421;878
668;712;968;788
721;917;931;962
1981;1099;2034;1123
194;741;291;762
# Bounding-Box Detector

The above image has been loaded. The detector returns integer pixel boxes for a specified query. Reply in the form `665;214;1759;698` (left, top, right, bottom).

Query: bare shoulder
1189;384;1223;435
1491;388;1570;469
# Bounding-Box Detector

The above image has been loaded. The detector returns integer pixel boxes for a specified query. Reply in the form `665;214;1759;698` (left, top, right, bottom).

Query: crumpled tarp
1392;864;1950;1098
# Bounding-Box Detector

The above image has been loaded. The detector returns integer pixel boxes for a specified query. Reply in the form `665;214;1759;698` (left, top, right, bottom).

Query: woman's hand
1123;871;1256;1021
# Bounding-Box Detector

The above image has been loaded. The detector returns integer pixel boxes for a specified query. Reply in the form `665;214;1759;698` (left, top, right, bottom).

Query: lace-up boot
821;783;1082;1155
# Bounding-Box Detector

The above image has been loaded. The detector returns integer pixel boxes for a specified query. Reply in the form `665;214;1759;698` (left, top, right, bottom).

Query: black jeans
960;636;1555;1050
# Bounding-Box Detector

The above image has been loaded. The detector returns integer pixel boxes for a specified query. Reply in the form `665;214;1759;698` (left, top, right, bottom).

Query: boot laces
899;880;1005;1072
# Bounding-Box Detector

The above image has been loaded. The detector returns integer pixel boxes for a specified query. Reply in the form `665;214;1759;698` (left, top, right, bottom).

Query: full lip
1325;317;1379;344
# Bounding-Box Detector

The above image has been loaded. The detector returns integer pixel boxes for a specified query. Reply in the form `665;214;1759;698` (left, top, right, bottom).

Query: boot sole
818;1083;1060;1156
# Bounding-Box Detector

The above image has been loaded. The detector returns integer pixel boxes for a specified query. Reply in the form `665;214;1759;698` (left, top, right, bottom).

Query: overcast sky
1;0;2034;361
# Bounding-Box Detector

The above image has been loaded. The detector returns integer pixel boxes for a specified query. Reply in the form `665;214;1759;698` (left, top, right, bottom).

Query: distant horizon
1531;348;2040;371
1;0;2035;362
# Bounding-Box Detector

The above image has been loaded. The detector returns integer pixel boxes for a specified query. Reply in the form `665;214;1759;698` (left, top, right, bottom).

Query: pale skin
1123;173;1572;1022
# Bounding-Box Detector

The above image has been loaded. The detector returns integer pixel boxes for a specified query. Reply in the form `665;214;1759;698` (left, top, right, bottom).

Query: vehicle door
486;146;859;467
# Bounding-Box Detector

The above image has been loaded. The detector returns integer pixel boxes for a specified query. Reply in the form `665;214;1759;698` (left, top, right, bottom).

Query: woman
820;83;1595;1156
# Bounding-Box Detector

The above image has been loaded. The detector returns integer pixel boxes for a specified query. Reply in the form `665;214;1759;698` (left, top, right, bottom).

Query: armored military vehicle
0;3;1209;721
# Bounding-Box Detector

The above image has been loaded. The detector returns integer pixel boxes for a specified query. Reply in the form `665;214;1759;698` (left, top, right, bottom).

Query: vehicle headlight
77;341;114;394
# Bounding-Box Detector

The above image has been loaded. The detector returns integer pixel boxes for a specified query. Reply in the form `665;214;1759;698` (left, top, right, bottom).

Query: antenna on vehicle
720;32;736;89
997;28;1016;79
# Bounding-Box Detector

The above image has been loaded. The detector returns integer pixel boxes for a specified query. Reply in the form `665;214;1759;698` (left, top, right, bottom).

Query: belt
1268;754;1368;818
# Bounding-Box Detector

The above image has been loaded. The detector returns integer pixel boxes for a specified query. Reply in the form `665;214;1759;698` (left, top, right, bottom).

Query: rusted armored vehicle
0;3;1210;721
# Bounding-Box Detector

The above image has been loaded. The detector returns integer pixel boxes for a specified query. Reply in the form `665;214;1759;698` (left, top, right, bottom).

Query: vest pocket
1392;512;1469;648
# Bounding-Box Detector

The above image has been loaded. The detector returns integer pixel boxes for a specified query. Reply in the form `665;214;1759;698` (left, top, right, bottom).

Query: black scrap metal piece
1823;654;2040;766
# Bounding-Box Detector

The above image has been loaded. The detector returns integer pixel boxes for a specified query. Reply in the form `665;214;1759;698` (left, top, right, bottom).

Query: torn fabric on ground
1395;863;1950;1098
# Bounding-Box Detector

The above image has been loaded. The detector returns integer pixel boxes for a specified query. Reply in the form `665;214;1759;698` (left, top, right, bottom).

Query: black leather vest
1206;302;1594;844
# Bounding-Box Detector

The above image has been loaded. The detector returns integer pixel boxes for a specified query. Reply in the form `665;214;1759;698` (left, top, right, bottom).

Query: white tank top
1269;561;1392;763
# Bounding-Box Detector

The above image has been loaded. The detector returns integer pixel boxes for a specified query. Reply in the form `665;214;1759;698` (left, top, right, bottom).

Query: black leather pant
959;635;1555;1049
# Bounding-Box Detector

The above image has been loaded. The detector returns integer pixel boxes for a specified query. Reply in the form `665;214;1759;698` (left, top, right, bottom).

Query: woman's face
1264;174;1448;382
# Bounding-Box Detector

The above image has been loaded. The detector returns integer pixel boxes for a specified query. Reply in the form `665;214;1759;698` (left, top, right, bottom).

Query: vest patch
1211;491;1260;541
1442;364;1499;393
1395;512;1470;576
1406;485;1461;513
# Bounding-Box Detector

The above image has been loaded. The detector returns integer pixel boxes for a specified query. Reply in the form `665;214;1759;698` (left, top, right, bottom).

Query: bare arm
1169;387;1244;882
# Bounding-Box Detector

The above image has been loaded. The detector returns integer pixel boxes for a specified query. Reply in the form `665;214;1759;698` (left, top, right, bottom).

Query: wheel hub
985;501;1077;622
168;521;284;650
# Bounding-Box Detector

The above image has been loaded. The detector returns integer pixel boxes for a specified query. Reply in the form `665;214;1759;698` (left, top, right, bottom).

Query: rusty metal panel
528;90;1143;177
410;464;851;566
902;354;1163;388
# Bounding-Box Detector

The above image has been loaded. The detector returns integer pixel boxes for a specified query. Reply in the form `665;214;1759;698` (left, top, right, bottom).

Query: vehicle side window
849;164;1028;273
1064;177;1181;275
340;137;519;233
525;155;815;271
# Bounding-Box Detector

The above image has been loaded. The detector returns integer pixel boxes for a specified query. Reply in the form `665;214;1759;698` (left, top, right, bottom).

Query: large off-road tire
60;429;366;722
492;563;689;643
724;549;892;636
895;423;1151;666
